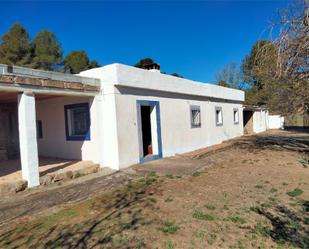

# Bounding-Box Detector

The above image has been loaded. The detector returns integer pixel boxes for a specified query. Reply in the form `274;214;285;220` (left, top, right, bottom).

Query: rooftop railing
0;64;100;86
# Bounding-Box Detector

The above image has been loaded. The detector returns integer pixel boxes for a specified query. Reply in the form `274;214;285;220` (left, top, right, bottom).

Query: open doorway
243;110;254;134
137;100;162;163
141;106;152;157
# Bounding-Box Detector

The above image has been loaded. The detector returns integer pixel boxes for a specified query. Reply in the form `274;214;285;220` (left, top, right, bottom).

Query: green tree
0;23;32;66
241;40;282;109
32;30;62;70
216;63;243;89
64;51;100;74
241;40;277;89
134;58;155;69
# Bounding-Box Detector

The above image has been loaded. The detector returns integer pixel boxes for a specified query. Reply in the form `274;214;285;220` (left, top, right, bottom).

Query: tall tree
216;63;243;89
241;40;281;108
242;0;309;114
271;0;309;114
0;23;32;66
64;51;100;74
32;30;62;70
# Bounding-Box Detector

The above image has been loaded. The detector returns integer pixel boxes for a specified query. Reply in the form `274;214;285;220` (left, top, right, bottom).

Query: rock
53;170;73;182
40;175;54;185
53;172;67;182
72;164;100;178
14;180;27;193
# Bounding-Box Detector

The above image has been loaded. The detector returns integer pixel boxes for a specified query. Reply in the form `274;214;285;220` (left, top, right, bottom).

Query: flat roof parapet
0;64;101;87
0;64;101;93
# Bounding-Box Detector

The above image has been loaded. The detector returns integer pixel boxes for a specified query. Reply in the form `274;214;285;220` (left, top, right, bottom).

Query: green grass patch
253;222;270;237
254;185;264;189
261;202;272;208
298;155;309;168
193;230;207;238
160;221;180;234
302;200;309;212
204;204;216;210
192;210;215;221
224;215;247;224
192;171;202;177
207;234;217;245
270;187;278;193
249;206;261;213
165;241;176;249
139;174;158;186
287;188;303;197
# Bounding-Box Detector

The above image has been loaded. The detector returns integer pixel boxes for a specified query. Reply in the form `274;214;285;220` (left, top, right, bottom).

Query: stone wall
0;104;19;160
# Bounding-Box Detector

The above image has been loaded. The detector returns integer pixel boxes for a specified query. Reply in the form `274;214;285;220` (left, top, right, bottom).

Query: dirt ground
0;130;308;249
0;157;97;184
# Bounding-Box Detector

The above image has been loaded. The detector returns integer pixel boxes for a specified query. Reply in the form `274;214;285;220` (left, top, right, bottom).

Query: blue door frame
137;100;163;163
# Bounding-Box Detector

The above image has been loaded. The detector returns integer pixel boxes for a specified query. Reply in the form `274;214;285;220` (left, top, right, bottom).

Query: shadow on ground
236;132;309;153
254;202;309;248
0;174;160;249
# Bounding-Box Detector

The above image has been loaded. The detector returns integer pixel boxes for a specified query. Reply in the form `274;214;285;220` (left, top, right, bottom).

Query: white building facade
0;63;245;187
80;64;245;170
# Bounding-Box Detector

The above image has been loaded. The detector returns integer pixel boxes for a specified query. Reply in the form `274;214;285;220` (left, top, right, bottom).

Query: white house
0;63;245;188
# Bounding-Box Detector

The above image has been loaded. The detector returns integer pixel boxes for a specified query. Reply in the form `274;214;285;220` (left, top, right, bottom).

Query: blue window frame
64;103;90;141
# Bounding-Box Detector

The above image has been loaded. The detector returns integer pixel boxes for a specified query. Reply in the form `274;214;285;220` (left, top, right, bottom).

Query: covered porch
0;64;102;191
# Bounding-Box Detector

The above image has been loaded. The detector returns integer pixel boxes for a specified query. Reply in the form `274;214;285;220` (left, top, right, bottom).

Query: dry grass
0;131;308;248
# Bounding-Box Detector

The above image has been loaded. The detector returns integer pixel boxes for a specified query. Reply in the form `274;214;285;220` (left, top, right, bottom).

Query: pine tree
32;30;62;70
0;23;32;66
64;51;100;74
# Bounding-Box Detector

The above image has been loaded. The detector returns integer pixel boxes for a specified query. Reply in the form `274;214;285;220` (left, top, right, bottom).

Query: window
64;103;90;141
215;107;223;126
233;108;239;124
190;105;201;128
37;120;43;139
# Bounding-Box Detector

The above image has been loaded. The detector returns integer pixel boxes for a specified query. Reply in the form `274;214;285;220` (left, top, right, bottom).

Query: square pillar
18;92;40;187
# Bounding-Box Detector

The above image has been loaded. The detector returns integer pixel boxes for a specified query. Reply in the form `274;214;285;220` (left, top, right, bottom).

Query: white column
18;92;40;187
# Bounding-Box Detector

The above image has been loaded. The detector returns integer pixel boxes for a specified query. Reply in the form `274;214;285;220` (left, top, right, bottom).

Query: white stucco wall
268;115;284;129
114;87;243;168
36;96;101;163
253;110;268;133
79;63;245;170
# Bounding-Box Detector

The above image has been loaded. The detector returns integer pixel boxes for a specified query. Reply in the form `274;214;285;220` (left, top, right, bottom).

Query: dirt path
0;169;142;225
0;129;308;239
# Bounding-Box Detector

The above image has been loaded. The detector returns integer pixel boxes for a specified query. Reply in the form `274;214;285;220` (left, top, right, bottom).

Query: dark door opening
243;110;254;134
141;105;152;157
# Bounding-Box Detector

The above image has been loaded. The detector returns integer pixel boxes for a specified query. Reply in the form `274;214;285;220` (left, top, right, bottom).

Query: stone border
0;164;106;196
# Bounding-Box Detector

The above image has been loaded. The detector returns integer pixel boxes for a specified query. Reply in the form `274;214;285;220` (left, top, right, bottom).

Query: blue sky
0;1;289;83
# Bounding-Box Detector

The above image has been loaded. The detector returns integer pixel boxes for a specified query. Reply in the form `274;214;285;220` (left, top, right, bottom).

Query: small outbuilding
243;105;269;135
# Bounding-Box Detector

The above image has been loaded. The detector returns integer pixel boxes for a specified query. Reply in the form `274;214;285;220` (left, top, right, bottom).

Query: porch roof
0;64;101;94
